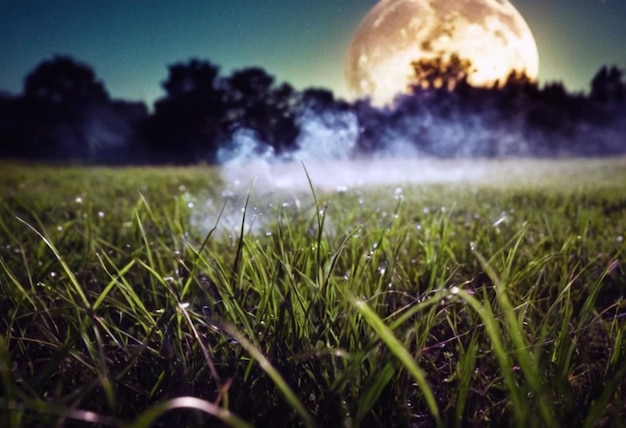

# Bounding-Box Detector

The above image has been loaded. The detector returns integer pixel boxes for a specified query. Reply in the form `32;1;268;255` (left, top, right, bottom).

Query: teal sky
0;0;624;105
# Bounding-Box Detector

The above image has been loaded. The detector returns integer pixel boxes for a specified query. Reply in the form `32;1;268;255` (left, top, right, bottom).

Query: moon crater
346;0;539;105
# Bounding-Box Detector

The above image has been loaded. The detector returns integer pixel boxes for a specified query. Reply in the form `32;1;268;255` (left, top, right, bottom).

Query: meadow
1;158;626;427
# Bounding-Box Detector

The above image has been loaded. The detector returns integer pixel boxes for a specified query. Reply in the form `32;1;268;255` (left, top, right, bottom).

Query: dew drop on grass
617;236;624;242
394;187;404;199
75;197;83;204
98;211;104;218
50;272;57;278
57;226;63;232
202;306;211;317
378;262;387;275
221;190;235;200
492;215;507;228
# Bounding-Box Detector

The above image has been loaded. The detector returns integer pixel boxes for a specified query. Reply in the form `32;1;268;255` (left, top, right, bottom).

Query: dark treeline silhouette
0;55;624;164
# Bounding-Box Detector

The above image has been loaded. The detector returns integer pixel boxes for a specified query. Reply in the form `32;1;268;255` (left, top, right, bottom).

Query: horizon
1;0;625;106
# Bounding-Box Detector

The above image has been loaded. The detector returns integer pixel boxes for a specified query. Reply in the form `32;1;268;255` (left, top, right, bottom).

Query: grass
0;159;625;427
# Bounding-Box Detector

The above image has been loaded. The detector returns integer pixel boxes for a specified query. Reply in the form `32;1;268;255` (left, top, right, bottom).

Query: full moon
346;0;539;105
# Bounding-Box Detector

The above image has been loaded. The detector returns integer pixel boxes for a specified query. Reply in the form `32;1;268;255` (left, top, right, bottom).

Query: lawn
1;158;625;427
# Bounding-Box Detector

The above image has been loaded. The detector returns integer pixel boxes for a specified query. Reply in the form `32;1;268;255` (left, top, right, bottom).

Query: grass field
1;158;626;427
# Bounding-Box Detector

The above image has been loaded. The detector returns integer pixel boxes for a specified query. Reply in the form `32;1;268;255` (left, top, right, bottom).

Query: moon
346;0;539;105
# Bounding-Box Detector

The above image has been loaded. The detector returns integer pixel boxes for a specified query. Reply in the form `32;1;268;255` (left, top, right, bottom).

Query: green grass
1;159;626;427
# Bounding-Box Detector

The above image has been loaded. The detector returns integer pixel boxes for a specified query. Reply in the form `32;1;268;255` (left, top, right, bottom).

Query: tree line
0;55;624;164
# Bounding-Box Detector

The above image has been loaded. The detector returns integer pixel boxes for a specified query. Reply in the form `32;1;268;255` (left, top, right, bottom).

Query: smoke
294;106;359;161
215;98;534;195
188;89;625;236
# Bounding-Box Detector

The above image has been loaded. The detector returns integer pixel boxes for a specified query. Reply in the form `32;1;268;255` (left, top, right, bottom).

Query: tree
582;65;626;130
0;93;27;158
4;56;148;163
17;56;119;161
162;59;220;99
590;66;625;105
222;67;298;155
24;55;108;105
410;54;473;92
143;59;227;164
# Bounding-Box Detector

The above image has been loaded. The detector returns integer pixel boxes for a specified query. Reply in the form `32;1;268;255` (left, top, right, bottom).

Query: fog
189;105;624;237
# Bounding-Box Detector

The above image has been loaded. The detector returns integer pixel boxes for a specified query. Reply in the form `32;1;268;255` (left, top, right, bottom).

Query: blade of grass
129;396;253;428
15;216;90;309
354;361;395;426
454;335;479;428
352;298;442;427
474;251;556;426
453;289;525;421
219;321;316;428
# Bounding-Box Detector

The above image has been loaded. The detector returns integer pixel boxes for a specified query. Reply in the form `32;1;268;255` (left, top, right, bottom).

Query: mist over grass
203;147;626;239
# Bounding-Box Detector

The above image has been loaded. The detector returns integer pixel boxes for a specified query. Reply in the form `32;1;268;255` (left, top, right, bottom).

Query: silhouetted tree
18;57;113;160
0;56;149;163
297;88;337;112
222;67;298;155
143;59;227;164
162;59;220;99
24;55;109;105
410;54;473;92
20;56;109;159
0;93;26;158
585;65;626;130
590;66;625;105
354;98;392;154
4;52;625;164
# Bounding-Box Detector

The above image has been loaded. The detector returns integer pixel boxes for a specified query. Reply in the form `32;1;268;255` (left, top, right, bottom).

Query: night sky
1;0;624;106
